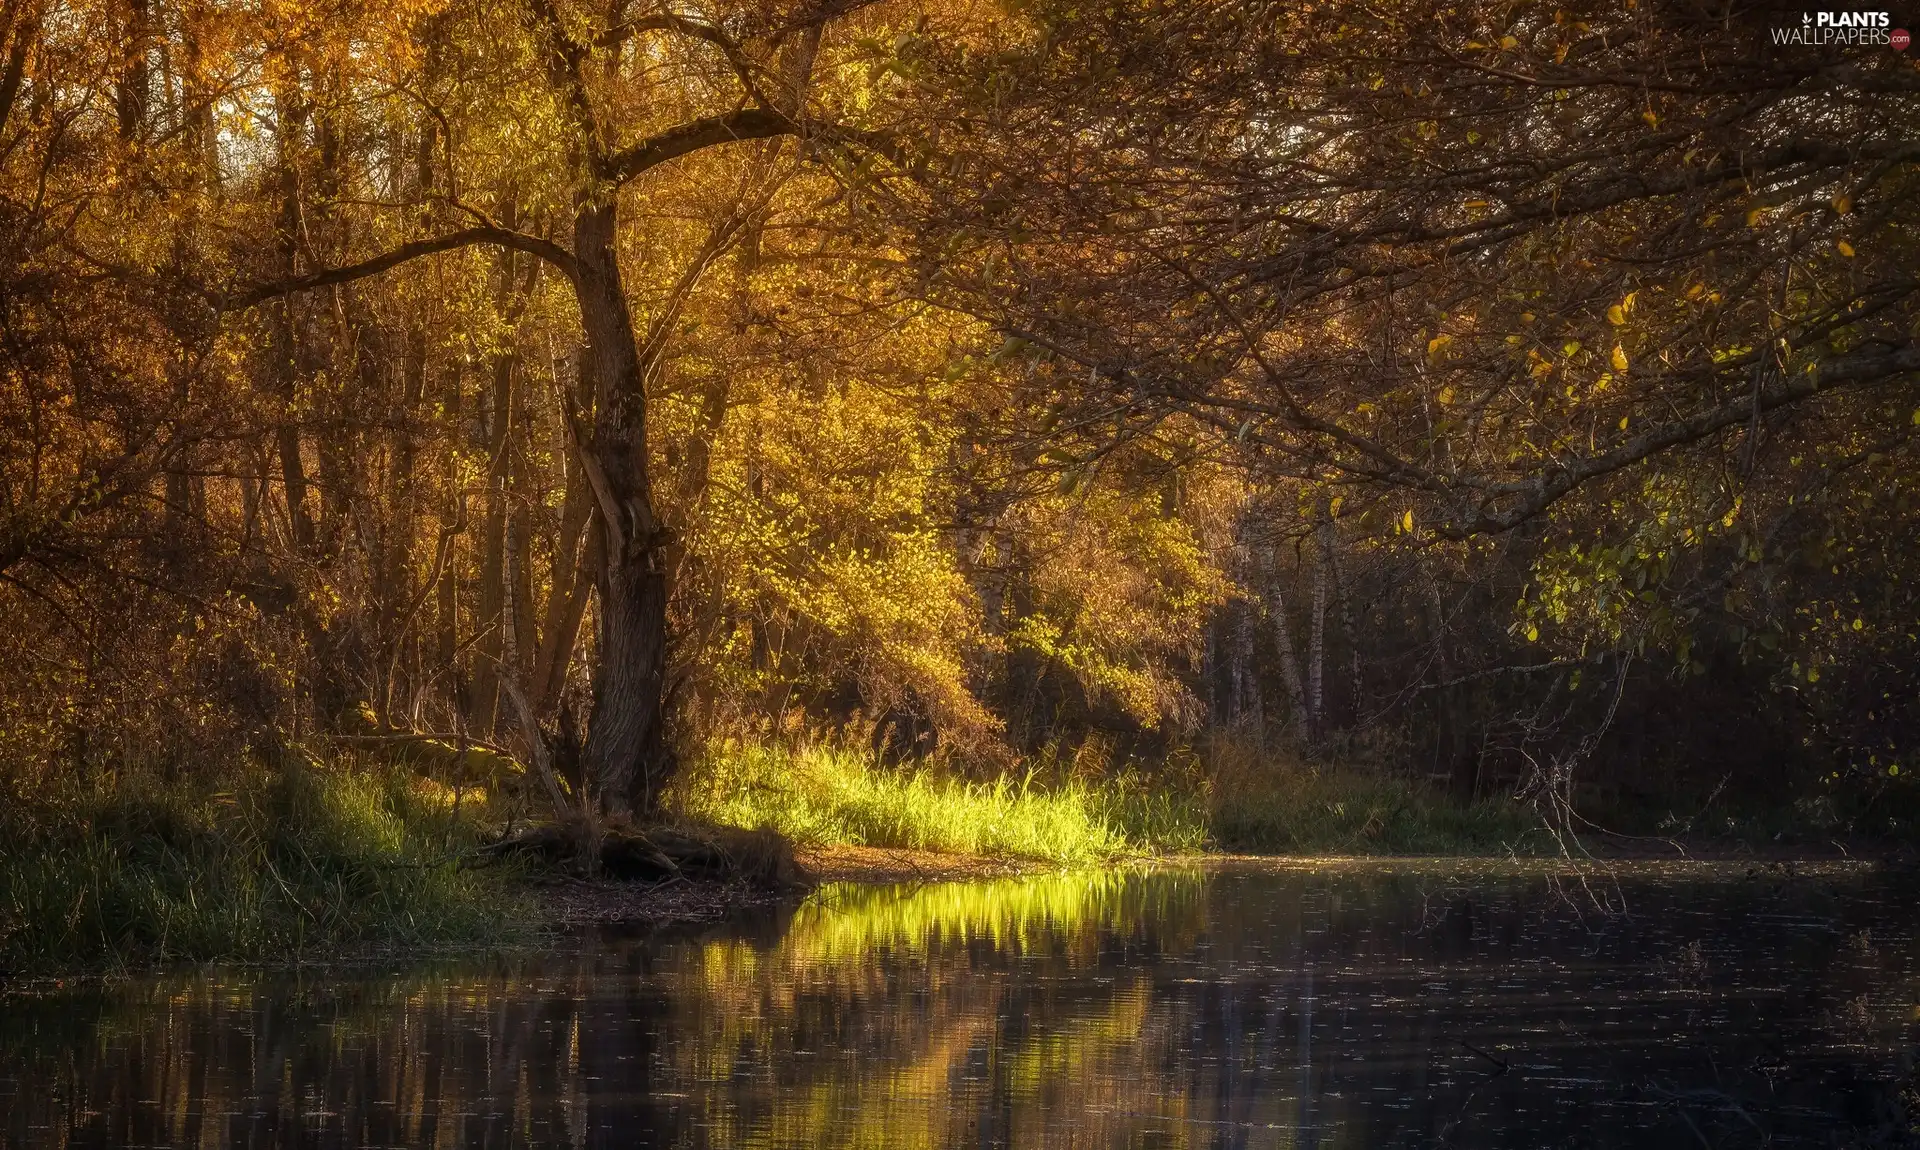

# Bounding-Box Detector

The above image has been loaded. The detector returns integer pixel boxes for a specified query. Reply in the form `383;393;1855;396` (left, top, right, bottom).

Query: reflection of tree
660;870;1225;1149
0;958;682;1148
3;868;1916;1147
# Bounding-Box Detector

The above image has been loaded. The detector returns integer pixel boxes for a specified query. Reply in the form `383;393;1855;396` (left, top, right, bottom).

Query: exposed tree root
479;820;807;889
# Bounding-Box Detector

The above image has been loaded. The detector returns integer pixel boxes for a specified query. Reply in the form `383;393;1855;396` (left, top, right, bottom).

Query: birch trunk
1232;598;1262;733
1268;551;1312;736
1307;543;1328;734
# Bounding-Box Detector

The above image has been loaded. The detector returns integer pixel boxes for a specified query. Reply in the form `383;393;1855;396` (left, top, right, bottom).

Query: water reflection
2;862;1916;1148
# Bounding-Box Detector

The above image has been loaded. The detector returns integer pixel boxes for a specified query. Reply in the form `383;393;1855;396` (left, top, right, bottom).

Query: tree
225;1;862;817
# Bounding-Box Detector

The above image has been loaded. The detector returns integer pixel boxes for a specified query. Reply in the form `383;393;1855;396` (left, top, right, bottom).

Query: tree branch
603;107;796;185
595;13;777;108
223;226;579;310
1449;341;1920;536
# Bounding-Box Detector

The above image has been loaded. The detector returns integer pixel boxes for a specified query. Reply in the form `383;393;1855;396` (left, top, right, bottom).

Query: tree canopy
1;0;1915;822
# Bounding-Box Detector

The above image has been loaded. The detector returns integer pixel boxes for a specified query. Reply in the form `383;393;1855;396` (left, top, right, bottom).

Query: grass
0;753;529;976
675;737;1543;862
1206;769;1543;854
675;741;1210;863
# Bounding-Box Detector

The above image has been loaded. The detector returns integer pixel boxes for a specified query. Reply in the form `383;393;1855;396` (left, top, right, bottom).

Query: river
2;859;1915;1147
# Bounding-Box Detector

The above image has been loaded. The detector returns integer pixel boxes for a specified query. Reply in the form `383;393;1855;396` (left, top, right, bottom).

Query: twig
1461;1040;1509;1073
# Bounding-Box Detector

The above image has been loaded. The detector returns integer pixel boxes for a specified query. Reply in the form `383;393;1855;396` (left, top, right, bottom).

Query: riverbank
5;743;1910;976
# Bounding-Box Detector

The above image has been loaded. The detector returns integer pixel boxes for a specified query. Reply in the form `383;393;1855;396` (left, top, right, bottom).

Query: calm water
2;861;1917;1148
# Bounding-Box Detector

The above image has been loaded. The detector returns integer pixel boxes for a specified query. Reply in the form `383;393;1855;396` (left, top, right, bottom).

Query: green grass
675;739;1541;861
0;754;529;976
675;742;1209;862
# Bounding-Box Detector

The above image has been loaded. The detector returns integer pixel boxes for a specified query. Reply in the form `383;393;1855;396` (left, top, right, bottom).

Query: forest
0;0;1916;968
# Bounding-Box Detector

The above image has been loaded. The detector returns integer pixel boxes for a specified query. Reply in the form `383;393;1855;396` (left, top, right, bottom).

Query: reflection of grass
785;868;1205;965
676;742;1208;862
0;756;526;973
682;870;1207;1013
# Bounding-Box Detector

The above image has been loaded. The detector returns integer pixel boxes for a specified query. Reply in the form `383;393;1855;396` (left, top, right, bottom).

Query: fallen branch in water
1461;1041;1509;1073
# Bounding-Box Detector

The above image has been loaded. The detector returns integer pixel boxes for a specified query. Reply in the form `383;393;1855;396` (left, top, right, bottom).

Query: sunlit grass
675;742;1209;862
0;755;528;975
675;737;1538;861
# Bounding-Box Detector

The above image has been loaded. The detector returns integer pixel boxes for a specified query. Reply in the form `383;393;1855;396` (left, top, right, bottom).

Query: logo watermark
1771;11;1910;47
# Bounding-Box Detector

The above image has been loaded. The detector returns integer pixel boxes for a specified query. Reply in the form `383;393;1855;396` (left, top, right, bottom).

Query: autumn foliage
0;0;1914;837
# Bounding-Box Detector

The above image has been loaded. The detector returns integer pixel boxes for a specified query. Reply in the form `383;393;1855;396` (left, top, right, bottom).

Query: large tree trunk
575;203;672;818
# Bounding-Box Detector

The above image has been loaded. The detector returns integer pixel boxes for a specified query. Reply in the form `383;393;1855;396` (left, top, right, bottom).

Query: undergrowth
675;737;1542;861
674;741;1209;862
0;754;527;976
1206;769;1542;854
